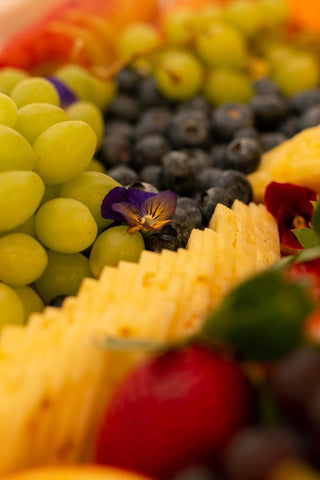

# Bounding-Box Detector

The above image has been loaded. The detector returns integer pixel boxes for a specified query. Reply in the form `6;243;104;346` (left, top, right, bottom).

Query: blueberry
177;197;204;229
162;207;195;246
169;110;210;148
107;165;138;185
212;103;254;141
133;134;171;170
176;95;211;116
253;77;281;96
260;132;286;152
195;167;223;192
224;138;261;174
115;68;141;93
198;187;233;222
279;115;299;138
129;181;159;194
140;165;164;190
162;151;195;195
139;76;170;109
233;127;260;142
288;87;320;114
104;120;134;140
218;170;252;205
180;148;211;171
49;295;68;308
210;143;227;169
134;107;172;139
251;95;286;131
145;233;182;253
107;94;140;123
100;134;131;168
298;105;320;131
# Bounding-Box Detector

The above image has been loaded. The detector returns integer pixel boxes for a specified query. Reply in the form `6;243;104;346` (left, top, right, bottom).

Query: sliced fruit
248;125;320;201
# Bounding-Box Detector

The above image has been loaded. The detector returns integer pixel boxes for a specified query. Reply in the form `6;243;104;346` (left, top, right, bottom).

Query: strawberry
95;344;251;479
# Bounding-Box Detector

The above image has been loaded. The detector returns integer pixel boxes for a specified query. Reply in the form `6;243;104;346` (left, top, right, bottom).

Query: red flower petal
281;229;304;250
265;182;316;218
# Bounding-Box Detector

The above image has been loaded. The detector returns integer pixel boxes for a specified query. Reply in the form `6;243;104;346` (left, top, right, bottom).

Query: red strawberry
287;258;320;300
95;344;251;479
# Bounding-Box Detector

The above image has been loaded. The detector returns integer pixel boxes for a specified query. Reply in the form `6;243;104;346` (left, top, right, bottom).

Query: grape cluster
0;69;145;325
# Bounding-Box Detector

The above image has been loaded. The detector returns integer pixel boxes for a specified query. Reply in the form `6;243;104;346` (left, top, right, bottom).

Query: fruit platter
3;0;320;479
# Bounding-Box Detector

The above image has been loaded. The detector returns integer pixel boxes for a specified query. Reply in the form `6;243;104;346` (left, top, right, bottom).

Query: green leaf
293;227;320;249
312;200;320;236
202;269;315;362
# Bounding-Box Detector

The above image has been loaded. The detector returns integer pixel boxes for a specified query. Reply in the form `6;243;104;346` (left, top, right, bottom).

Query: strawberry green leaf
312;201;320;237
293;227;320;249
202;269;315;362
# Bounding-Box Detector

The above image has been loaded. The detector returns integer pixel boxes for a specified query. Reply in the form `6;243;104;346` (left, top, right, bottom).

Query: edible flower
47;76;78;108
265;181;317;249
101;186;177;234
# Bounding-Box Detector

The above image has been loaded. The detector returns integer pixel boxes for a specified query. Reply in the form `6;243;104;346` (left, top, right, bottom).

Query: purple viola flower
101;186;177;234
47;76;78;108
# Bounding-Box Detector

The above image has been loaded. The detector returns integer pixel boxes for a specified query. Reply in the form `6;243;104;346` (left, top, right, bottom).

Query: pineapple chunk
248;125;320;201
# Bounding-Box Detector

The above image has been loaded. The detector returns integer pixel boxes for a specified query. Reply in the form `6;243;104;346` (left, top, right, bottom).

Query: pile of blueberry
97;68;320;252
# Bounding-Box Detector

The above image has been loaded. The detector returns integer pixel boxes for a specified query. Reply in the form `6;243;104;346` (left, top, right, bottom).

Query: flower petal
127;187;157;209
47;76;78;108
112;202;142;228
141;190;177;230
101;187;129;221
282;229;304;249
265;182;317;217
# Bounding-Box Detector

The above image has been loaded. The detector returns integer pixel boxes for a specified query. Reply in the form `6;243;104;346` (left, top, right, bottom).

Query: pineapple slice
248;124;320;201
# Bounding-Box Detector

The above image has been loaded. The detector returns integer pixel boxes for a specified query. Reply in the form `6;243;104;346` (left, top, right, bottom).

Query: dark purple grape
270;347;320;423
223;427;304;480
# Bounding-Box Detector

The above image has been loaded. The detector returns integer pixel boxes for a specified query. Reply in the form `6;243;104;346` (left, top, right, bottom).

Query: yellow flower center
293;215;307;229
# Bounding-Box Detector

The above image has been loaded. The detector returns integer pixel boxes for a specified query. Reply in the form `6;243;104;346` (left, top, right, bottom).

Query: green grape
55;64;93;101
5;216;36;238
195;6;222;33
162;9;195;46
40;184;62;205
0;171;44;232
60;172;120;231
259;0;288;27
118;23;160;58
15;103;68;145
196;22;248;68
85;158;106;174
13;286;44;319
0;233;48;286
35;251;93;303
89;225;145;278
155;50;203;101
265;44;294;69
272;53;320;97
90;76;117;111
204;68;254;105
66;101;104;150
0;93;18;127
33;120;96;185
223;0;263;37
11;77;60;108
34;198;97;254
0;125;35;172
0;68;29;94
0;282;25;327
